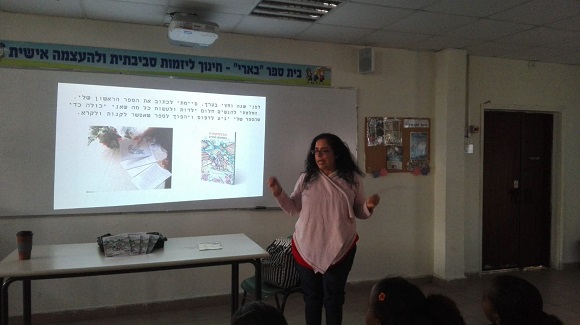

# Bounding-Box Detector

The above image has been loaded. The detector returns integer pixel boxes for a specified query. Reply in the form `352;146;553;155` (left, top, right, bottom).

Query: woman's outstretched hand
366;194;380;213
267;177;283;197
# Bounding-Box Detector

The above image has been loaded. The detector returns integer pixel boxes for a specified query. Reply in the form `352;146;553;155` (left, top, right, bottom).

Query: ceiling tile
118;0;169;5
496;26;578;47
164;4;247;29
190;12;244;32
0;0;84;17
465;41;530;58
234;15;310;39
83;0;168;25
161;12;221;27
446;19;533;41
352;0;439;10
319;2;413;29
297;24;373;45
546;14;580;31
412;35;481;51
384;11;477;35
490;0;579;25
361;30;432;48
168;0;260;15
424;0;528;17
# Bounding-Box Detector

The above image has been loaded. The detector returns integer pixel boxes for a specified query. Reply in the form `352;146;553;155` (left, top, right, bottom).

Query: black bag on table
262;236;300;289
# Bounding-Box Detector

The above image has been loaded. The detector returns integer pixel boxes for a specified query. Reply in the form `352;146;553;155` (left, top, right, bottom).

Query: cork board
365;117;430;174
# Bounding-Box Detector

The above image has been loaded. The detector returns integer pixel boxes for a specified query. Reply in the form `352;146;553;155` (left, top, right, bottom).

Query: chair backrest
241;275;302;314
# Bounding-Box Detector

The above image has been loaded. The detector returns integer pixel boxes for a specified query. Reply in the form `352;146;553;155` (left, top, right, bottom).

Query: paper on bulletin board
404;119;429;128
410;132;428;160
366;117;385;146
387;145;403;170
366;117;403;146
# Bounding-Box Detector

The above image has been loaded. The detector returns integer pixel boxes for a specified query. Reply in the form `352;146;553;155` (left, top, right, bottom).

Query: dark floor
32;267;580;324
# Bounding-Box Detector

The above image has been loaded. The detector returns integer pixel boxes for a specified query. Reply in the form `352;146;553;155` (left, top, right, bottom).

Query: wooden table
0;233;268;325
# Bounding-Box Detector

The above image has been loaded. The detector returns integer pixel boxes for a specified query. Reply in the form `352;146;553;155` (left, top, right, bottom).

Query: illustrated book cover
201;132;236;185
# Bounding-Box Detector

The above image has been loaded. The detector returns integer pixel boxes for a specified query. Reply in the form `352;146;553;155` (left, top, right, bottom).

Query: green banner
0;41;331;86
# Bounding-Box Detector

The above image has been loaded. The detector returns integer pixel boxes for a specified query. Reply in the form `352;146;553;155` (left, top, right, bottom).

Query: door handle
509;180;520;204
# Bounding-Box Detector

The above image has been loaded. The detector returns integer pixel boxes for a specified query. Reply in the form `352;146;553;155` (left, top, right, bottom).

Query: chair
240;275;302;314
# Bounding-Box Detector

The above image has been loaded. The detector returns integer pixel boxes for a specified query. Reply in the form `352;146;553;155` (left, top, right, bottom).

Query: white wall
1;12;578;315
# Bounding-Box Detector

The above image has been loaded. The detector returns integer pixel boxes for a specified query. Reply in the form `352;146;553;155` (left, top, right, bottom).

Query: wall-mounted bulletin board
365;117;431;175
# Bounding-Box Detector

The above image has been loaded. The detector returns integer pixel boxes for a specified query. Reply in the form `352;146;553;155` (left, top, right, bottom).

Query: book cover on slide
201;132;236;185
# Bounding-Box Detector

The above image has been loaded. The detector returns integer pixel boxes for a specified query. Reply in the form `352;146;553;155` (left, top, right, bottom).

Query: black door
482;111;552;271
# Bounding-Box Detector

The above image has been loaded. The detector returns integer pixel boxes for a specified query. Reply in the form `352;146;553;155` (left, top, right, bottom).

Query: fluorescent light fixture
251;0;343;21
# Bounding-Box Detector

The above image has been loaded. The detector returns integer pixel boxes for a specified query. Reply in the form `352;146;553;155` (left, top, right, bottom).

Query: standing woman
267;133;380;325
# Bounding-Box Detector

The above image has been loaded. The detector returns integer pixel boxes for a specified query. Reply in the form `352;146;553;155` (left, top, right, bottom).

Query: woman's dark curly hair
304;133;364;187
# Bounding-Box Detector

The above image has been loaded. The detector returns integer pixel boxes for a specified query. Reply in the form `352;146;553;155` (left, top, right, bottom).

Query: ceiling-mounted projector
167;13;219;48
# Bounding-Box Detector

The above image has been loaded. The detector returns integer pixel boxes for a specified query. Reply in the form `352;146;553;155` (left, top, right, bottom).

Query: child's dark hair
484;275;563;325
231;301;288;325
425;294;466;325
370;277;466;325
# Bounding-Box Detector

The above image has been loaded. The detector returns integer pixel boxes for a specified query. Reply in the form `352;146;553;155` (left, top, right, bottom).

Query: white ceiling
1;0;578;66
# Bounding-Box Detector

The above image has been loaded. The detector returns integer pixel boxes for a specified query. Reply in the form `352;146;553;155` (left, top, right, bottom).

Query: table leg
254;259;262;300
231;262;239;316
1;278;16;325
23;280;31;325
0;278;3;325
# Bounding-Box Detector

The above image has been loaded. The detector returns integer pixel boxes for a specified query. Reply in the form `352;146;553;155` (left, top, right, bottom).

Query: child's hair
231;301;288;325
368;277;466;325
425;294;466;325
483;274;563;325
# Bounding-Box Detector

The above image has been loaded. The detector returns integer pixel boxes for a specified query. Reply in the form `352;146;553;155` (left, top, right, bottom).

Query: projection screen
0;68;357;217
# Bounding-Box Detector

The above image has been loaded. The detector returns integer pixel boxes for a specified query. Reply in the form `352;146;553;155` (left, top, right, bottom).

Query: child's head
231;301;288;325
425;294;466;325
482;274;562;325
366;277;466;325
365;277;428;325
